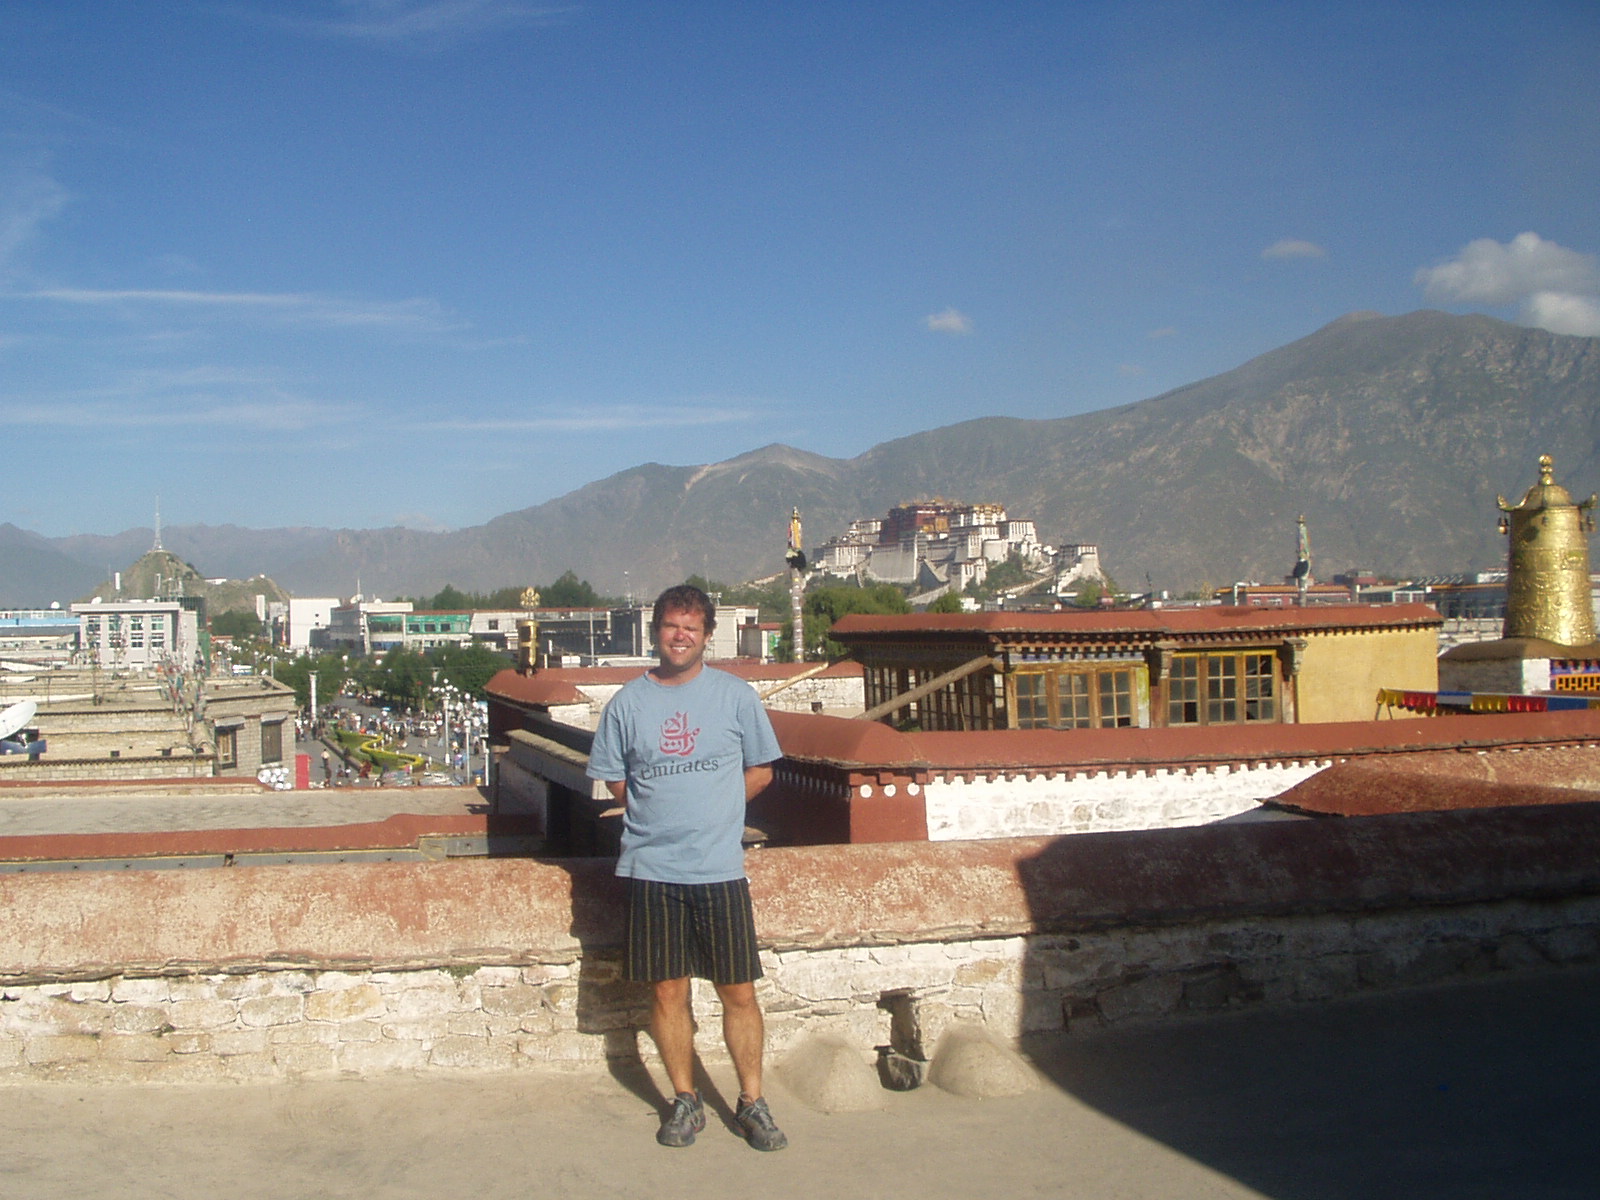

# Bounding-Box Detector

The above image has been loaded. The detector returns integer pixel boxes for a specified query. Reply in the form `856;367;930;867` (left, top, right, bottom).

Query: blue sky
3;1;1597;537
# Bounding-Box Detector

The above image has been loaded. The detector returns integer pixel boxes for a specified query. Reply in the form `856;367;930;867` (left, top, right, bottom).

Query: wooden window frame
216;727;239;768
1167;651;1278;727
1010;664;1139;730
260;720;284;765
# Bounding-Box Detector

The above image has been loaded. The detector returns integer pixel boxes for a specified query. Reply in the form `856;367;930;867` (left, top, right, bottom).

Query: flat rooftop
1;966;1592;1199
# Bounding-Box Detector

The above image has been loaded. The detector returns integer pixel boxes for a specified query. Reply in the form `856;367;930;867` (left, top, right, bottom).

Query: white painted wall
921;760;1326;840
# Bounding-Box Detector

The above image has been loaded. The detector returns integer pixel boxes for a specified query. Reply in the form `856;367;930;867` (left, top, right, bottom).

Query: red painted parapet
4;804;1600;985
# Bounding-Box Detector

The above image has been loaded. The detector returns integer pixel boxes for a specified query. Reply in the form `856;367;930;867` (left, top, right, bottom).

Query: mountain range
4;309;1597;608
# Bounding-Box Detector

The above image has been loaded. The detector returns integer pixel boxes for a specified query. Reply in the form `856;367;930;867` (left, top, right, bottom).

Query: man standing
587;584;788;1151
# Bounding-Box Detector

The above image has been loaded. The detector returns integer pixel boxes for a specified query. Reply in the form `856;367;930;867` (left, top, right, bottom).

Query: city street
295;694;487;789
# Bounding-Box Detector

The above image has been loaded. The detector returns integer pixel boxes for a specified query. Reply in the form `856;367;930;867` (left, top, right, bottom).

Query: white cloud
250;1;574;43
1262;239;1326;260
1520;291;1600;338
925;308;973;335
1414;232;1600;336
4;364;362;432
22;287;464;334
7;395;347;432
1415;232;1597;305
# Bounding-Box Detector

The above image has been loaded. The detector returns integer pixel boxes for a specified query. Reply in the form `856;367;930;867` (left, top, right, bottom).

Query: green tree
542;570;605;607
1072;580;1104;608
274;652;351;710
926;590;965;613
984;552;1031;593
431;643;510;698
780;583;911;660
210;609;263;638
428;584;470;611
370;648;432;710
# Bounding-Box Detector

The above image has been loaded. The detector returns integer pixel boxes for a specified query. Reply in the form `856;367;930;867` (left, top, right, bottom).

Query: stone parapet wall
0;754;213;783
30;707;187;734
2;805;1598;1084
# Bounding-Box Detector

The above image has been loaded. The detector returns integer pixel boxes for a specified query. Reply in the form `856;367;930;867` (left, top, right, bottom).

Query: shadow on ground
1022;964;1600;1200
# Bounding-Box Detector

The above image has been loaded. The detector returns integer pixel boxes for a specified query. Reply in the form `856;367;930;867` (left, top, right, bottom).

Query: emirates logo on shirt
658;711;700;757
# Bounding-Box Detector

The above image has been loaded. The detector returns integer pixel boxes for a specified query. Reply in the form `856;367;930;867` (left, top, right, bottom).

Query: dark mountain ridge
5;310;1596;606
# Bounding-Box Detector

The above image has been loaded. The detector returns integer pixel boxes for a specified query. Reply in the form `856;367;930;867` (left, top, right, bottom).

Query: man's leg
714;980;764;1101
717;980;787;1150
649;976;697;1096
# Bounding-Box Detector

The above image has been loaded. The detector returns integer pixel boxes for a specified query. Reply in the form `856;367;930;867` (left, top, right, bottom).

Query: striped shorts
624;877;764;985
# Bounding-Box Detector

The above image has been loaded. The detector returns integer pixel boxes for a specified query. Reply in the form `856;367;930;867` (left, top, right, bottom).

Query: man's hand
599;779;627;819
744;763;774;801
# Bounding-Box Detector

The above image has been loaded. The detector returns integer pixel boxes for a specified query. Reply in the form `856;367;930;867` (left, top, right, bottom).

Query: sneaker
734;1095;788;1151
656;1090;706;1148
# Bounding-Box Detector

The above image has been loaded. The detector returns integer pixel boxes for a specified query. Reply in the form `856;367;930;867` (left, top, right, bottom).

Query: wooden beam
857;655;999;723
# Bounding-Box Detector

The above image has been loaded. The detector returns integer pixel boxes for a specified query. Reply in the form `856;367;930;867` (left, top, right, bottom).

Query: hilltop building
811;500;1069;594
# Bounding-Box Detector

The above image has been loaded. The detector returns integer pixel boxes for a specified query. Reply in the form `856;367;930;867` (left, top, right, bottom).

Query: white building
73;600;201;670
284;597;340;650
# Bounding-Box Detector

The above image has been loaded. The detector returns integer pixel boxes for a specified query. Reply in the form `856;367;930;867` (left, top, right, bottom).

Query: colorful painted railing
1377;688;1600;714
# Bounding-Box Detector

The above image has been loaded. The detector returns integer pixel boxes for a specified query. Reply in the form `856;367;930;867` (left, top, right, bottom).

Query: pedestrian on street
587;584;788;1152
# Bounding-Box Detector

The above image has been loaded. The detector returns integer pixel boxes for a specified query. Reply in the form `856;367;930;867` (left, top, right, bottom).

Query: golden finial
1499;455;1597;647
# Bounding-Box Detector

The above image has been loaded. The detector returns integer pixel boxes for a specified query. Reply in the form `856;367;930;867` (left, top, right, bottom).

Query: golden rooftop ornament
1497;455;1597;647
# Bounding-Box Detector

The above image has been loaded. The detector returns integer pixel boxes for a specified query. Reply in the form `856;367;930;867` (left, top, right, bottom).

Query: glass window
1168;657;1201;725
1170;653;1277;726
1014;666;1139;730
1099;669;1134;727
217;727;238;768
1014;673;1049;729
1244;654;1277;721
1206;655;1238;724
1058;672;1091;728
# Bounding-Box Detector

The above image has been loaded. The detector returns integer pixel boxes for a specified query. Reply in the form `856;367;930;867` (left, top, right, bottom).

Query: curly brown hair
650;584;717;634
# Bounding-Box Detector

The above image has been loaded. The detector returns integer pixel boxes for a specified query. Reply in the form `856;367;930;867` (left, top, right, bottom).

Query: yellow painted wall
1297;626;1439;723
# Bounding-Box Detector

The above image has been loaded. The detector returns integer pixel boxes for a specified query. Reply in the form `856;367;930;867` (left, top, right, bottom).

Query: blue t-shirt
586;666;782;884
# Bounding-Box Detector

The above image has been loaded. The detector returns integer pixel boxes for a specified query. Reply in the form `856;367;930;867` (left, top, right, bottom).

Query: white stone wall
4;893;1594;1085
921;760;1327;840
758;675;864;715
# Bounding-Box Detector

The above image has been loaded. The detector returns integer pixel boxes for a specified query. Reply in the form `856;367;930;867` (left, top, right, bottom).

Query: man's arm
599;778;626;818
744;763;773;801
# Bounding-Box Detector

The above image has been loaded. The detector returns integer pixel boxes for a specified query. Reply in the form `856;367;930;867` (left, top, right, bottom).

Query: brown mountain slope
21;309;1600;599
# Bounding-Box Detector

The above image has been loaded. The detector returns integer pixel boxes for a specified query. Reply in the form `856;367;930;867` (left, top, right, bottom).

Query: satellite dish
0;699;37;742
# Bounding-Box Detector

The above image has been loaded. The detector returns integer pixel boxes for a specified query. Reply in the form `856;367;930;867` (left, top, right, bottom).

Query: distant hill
74;550;291;617
0;524;103;607
6;310;1597;603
